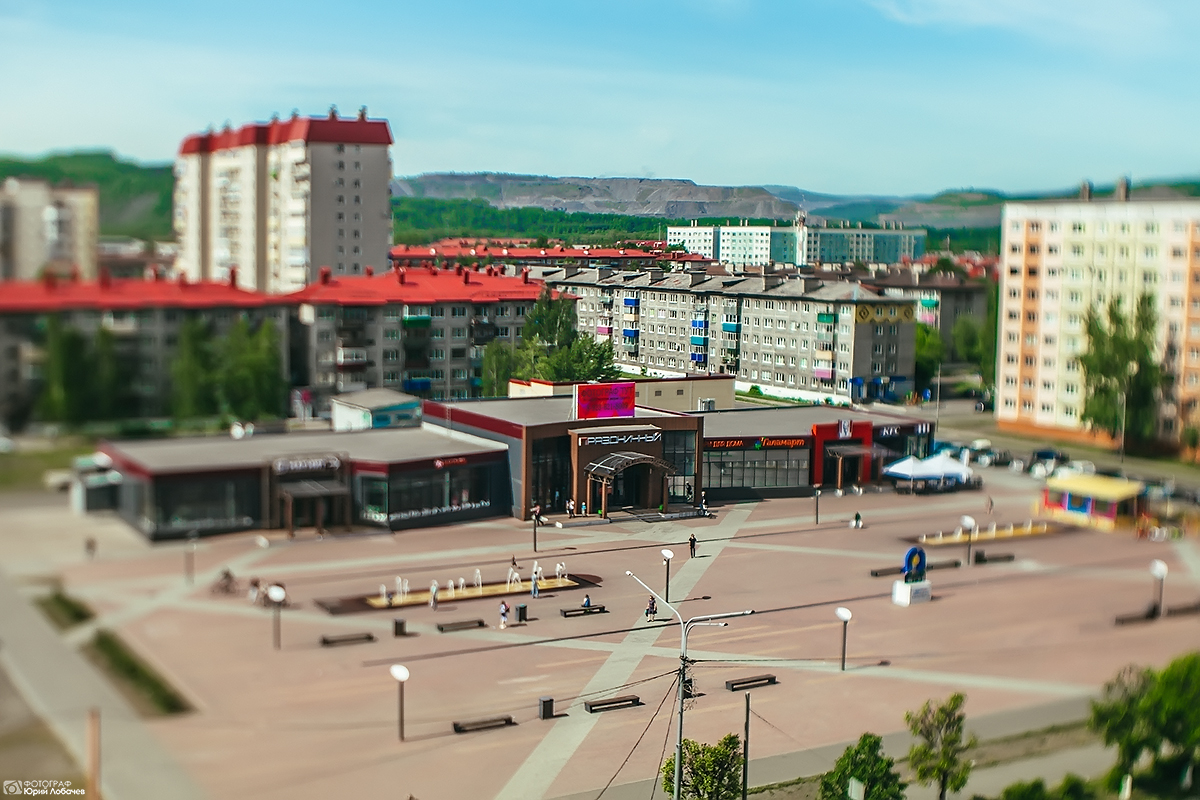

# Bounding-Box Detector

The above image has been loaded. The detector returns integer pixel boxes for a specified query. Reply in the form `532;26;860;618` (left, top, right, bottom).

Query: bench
561;605;607;617
1165;601;1200;618
437;619;487;633
973;551;1015;565
584;694;641;713
452;715;515;734
1115;606;1159;626
870;559;961;578
319;632;376;647
725;674;777;692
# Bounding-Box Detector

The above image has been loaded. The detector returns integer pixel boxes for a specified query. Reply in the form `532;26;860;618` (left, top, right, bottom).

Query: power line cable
595;674;678;800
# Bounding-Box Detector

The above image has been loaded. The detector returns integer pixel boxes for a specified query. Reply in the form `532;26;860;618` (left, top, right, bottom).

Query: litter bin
517;604;528;623
539;696;555;720
393;618;407;637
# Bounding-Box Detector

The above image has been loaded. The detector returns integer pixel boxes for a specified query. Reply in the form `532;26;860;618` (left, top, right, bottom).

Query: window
452;307;467;317
382;349;399;362
430;349;445;360
384;329;401;340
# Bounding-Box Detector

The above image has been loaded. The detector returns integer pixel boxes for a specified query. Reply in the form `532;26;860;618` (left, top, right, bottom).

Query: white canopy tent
884;452;974;482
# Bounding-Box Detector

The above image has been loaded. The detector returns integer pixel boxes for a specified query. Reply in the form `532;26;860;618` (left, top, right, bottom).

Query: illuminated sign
273;454;341;475
705;437;808;450
838;419;852;439
433;457;467;469
580;431;662;447
574;382;636;420
878;426;900;437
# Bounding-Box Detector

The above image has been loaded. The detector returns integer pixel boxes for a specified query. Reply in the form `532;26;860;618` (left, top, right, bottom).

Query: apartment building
870;271;990;362
288;264;545;413
0;272;291;423
806;225;926;265
174;108;393;294
542;266;916;403
0;177;98;281
667;222;806;267
997;183;1200;441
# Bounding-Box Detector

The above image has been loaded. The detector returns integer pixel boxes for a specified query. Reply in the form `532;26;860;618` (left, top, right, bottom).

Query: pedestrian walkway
0;571;205;800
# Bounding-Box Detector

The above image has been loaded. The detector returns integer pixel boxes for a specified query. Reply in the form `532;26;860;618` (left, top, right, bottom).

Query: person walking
645;596;657;623
581;500;587;517
84;537;97;560
429;581;439;611
986;495;994;515
854;511;863;529
531;566;540;598
499;600;509;629
566;498;575;518
689;532;697;558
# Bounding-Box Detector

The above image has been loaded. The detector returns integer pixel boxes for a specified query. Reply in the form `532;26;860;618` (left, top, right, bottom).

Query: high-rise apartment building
997;184;1200;442
805;225;926;265
174;108;393;294
667;222;806;267
0;177;98;281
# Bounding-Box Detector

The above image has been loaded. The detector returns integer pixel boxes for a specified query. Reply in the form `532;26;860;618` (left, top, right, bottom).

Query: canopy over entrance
585;451;677;479
825;443;897;459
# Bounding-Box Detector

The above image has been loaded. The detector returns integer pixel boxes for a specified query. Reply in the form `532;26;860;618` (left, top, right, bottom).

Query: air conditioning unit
698;398;716;411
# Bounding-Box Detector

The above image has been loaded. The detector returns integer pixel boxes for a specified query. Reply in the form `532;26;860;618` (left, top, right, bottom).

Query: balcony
689;335;708;346
817;312;837;324
336;346;368;366
600;297;614;306
721;322;740;333
690;352;707;363
691;319;708;329
623;298;640;307
402;378;432;393
596;325;613;335
622;328;639;338
402;315;432;329
813;367;834;380
337;378;367;393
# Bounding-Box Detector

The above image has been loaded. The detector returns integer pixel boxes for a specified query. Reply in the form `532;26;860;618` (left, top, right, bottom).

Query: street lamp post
1150;559;1168;618
626;569;753;800
266;585;286;650
961;515;977;567
389;664;410;741
661;549;674;604
813;485;821;525
835;607;852;670
184;531;198;585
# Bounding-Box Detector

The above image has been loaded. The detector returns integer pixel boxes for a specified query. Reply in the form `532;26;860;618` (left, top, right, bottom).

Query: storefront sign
575;382;636;419
878;425;901;437
838;419;852;439
705;437;808;450
273;454;341;475
433;457;467;469
580;431;661;447
389;499;491;522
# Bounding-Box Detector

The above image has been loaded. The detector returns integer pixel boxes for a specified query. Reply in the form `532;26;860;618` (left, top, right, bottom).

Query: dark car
975;399;994;412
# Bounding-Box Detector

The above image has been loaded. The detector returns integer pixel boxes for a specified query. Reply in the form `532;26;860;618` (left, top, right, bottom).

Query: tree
216;317;259;419
1079;295;1165;448
37;315;92;424
818;733;906;800
92;326;124;419
249;319;286;418
930;257;966;278
914;323;944;391
171;316;217;418
979;280;998;387
661;734;743;800
1089;664;1158;785
951;315;981;366
1143;652;1200;783
524;288;577;349
480;340;517;397
906;692;978;800
537;336;620;382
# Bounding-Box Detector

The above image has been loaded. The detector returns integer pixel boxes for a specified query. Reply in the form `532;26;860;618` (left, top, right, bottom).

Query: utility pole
742;692;751;800
935;361;942;434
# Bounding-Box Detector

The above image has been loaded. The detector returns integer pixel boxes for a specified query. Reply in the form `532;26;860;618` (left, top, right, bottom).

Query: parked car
974;398;994;412
976;449;1012;467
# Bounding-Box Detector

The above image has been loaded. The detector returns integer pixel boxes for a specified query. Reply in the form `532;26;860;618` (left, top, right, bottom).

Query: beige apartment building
0;177;98;280
174;108;393;294
998;182;1200;443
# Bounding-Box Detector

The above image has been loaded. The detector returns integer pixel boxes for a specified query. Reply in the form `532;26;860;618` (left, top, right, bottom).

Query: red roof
0;274;282;313
179;114;393;155
389;243;659;262
286;266;548;306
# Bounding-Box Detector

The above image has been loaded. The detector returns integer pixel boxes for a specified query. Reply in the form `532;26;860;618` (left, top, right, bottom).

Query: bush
91;630;189;714
1000;779;1048;800
36;590;94;629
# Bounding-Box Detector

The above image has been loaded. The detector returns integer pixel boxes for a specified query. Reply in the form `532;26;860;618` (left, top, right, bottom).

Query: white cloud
863;0;1189;51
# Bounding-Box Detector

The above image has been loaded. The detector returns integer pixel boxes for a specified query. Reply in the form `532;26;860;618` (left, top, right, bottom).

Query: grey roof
442;396;678;427
106;427;507;474
331;388;420;411
695;405;918;438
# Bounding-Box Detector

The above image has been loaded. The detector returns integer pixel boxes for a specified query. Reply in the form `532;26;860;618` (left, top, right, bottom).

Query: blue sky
2;0;1199;195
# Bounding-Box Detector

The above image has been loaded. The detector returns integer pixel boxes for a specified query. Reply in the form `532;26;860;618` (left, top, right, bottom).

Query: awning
825;443;898;459
279;479;350;499
585;451;677;479
1045;475;1144;503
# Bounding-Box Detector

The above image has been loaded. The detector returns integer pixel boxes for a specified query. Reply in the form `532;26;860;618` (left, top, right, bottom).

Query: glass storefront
662;430;696;502
386;464;493;525
531;437;571;511
152;473;260;535
703;448;810;490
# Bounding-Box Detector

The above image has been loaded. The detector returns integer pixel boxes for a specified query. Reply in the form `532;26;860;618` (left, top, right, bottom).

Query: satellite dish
389;664;410;682
835;607;853;622
266;585;286;603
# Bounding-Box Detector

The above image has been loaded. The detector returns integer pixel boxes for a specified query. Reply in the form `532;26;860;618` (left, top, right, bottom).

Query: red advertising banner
574;382;636;419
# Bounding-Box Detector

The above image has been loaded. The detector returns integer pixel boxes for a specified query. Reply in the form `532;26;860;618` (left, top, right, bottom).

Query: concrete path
0;571;205;800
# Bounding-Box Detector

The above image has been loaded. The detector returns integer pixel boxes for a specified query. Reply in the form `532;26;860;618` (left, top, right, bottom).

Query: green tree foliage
213;318;285;421
92;326;127;420
537;336;619;382
979;281;998;387
249;320;287;419
930;257;967;278
951;315;982;365
171;317;217;418
38;316;95;424
1079;295;1165;446
524;288;578;349
915;323;944;391
661;734;744;800
1090;653;1200;788
906;692;979;800
991;774;1094;800
818;733;906;800
480;340;517;397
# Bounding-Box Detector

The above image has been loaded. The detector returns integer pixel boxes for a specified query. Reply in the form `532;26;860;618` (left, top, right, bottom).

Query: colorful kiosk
1040;474;1145;531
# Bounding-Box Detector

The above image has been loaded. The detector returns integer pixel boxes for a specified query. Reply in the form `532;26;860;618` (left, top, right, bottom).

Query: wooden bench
584;694;641;713
561;605;607;617
452;715;515;734
1115;607;1158;626
437;619;486;633
725;674;777;692
869;559;961;578
973;551;1015;565
1165;601;1200;618
319;632;376;647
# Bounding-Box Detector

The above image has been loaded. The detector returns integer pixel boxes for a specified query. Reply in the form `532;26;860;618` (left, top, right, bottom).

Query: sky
2;0;1199;196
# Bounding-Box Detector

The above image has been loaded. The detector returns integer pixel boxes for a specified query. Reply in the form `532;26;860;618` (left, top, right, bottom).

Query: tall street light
626;569;753;800
389;664;410;741
813;484;821;525
266;584;286;650
835;607;852;671
960;515;977;567
661;549;674;604
1150;559;1168;618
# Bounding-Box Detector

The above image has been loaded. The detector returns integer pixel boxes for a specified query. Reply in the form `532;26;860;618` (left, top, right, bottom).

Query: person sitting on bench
582;594;591;608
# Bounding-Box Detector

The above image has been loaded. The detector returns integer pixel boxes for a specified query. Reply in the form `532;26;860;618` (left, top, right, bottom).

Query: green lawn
0;444;95;491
